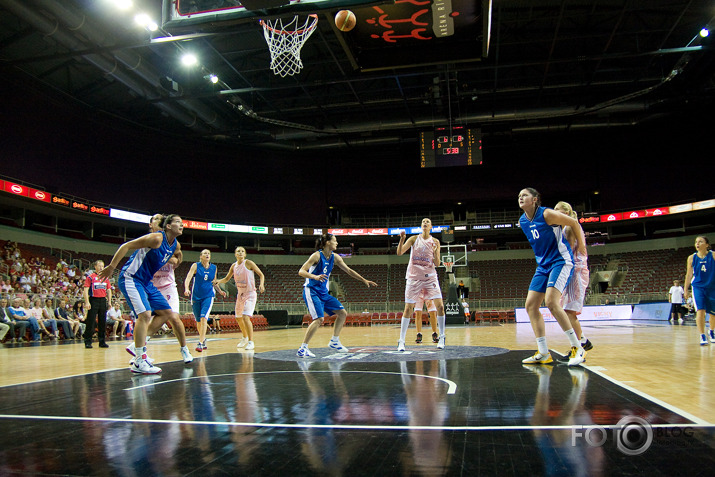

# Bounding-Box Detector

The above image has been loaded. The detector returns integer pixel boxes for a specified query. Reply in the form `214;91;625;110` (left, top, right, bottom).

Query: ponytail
315;233;334;250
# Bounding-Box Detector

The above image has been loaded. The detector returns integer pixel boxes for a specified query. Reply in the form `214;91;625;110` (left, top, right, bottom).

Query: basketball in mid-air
335;10;357;32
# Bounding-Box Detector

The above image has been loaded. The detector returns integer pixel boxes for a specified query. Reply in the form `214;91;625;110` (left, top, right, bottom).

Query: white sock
580;335;588;344
536;336;548;355
565;328;580;347
331;336;339;342
437;315;446;336
301;343;308;349
399;317;410;342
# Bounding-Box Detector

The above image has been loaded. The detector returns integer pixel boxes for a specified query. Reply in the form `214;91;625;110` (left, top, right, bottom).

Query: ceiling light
181;53;198;67
700;28;710;38
147;21;158;31
114;0;133;10
209;74;219;84
134;13;150;27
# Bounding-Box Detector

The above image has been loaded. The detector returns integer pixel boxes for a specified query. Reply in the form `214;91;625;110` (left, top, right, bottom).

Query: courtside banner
631;302;671;321
515;305;632;323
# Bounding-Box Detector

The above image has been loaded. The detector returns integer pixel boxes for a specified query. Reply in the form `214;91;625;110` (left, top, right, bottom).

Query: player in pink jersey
215;246;265;351
123;213;194;364
554;201;593;360
396;218;446;351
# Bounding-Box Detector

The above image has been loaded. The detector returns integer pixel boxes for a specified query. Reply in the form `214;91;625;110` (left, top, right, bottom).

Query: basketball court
1;320;714;475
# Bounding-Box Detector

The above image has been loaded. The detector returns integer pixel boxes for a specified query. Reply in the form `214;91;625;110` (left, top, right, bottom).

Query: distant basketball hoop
260;14;318;77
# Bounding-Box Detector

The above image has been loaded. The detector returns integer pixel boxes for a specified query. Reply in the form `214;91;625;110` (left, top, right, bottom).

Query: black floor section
0;350;713;476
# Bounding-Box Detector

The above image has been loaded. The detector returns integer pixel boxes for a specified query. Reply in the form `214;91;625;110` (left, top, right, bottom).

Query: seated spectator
55;299;81;339
72;299;87;338
29;297;57;340
106;301;127;339
1;297;27;342
0;318;8;343
44;298;72;339
8;297;40;341
0;279;12;294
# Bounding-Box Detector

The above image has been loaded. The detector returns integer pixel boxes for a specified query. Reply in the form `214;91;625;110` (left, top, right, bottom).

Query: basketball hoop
260;14;318;77
444;261;454;274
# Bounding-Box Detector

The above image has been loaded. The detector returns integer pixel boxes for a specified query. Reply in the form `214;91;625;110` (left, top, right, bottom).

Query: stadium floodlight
181;53;198;67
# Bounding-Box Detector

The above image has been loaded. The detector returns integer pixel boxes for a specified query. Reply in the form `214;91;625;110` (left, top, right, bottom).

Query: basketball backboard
162;0;391;32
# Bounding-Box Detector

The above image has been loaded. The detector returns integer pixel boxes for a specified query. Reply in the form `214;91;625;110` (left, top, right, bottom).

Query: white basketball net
260;14;318;77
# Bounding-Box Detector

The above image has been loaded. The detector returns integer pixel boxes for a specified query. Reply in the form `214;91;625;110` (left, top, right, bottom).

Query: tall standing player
396;218;446;351
554;201;593;359
215;246;265;351
99;214;187;374
125;213;194;363
184;249;226;352
683;236;715;345
518;188;585;366
297;233;377;358
83;260;112;349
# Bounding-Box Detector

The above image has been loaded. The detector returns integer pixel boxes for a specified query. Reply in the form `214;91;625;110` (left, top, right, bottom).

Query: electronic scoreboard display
419;126;482;168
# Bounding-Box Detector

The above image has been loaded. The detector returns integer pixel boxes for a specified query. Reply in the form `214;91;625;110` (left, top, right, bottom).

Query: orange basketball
335;10;356;32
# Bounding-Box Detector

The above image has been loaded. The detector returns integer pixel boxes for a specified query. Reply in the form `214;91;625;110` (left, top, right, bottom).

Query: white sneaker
180;346;194;363
709;330;715;343
567;346;586;366
131;357;161;374
126;342;136;357
245;341;255;350
700;334;708;346
237;337;248;348
297;347;315;358
437;335;446;350
328;340;349;353
397;340;405;352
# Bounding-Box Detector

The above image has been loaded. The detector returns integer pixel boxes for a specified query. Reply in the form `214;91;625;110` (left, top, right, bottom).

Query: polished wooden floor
1;318;714;476
2;319;713;423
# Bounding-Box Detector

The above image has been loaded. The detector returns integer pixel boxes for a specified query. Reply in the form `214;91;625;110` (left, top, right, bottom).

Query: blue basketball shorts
692;286;715;315
528;261;573;294
303;287;344;320
192;296;215;321
118;276;171;317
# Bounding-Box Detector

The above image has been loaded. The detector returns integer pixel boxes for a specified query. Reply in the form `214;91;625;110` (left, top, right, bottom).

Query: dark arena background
0;1;714;475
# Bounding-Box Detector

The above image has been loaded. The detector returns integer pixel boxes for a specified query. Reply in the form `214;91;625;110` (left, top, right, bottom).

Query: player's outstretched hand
364;280;378;287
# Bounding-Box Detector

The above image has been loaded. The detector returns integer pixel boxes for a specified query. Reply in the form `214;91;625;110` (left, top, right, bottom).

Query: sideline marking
124;370;458;394
0;414;709;432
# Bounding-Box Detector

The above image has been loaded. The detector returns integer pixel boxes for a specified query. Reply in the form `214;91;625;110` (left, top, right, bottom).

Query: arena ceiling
0;0;714;153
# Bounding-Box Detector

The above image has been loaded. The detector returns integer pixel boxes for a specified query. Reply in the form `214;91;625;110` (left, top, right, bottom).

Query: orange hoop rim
260;14;318;35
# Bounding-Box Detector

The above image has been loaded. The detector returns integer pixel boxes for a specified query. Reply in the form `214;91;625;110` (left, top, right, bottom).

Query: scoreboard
420;127;482;168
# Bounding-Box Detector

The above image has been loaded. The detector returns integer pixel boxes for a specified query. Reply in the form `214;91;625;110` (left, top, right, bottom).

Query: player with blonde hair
216;246;265;351
554;201;593;360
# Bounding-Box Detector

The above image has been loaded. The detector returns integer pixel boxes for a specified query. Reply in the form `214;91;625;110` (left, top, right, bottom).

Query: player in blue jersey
297;233;378;358
184;249;226;352
100;214;191;374
518;188;586;366
683;236;715;345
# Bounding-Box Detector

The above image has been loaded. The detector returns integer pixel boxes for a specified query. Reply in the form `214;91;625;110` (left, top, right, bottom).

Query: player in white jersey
216;246;265;351
396;218;446;351
554;201;593;361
